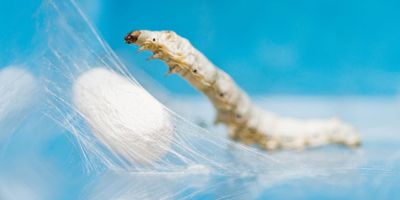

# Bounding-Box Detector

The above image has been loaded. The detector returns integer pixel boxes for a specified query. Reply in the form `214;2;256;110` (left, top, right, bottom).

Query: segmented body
125;30;361;150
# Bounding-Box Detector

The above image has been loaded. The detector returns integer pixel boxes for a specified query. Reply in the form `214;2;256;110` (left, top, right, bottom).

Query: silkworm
125;30;361;150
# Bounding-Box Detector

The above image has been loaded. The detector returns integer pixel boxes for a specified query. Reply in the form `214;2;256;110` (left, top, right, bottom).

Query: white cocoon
0;67;37;142
73;68;173;165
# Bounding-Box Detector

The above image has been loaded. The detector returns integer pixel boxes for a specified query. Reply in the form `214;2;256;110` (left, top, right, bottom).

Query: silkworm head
125;31;140;44
125;30;160;46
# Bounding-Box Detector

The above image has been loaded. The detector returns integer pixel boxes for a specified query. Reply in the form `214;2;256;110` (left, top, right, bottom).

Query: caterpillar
125;30;361;150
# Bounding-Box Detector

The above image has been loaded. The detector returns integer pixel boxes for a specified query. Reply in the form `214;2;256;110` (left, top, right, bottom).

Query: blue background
1;0;400;95
0;0;400;95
